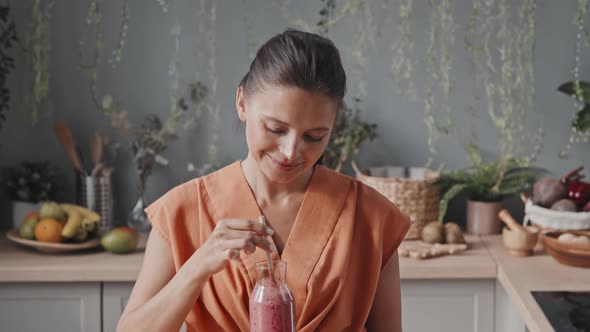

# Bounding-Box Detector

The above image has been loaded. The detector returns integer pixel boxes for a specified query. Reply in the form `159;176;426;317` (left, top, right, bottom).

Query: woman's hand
191;218;275;276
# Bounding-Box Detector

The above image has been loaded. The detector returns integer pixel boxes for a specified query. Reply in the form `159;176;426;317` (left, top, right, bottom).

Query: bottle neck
256;260;287;284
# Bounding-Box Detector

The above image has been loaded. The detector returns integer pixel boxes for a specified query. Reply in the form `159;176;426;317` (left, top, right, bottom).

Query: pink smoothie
250;280;295;332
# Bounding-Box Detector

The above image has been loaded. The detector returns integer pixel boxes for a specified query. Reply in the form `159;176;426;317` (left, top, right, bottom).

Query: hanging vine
23;0;54;125
424;0;455;168
351;0;375;101
203;0;219;167
79;0;103;111
241;0;257;61
108;0;129;67
391;0;416;100
560;0;590;158
462;0;541;191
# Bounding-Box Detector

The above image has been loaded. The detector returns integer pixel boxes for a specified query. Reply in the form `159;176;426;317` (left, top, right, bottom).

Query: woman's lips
268;155;300;171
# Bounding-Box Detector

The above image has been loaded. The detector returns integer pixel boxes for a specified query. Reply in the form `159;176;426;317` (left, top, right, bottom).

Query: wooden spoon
90;131;103;167
54;122;85;174
498;209;527;233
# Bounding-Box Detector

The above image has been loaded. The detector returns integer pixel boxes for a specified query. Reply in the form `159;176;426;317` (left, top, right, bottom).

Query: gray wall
1;0;589;228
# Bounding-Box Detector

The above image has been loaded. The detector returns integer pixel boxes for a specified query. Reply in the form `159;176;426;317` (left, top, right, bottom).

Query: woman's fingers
250;234;275;252
225;238;257;255
215;219;275;252
219;218;273;236
223;248;240;260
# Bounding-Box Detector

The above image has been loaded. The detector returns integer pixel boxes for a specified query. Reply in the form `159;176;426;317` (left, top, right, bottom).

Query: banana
68;204;100;223
82;220;96;232
60;204;83;239
60;204;102;239
74;228;88;242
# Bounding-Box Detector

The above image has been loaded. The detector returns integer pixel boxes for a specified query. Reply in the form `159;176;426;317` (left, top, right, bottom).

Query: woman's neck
241;155;313;203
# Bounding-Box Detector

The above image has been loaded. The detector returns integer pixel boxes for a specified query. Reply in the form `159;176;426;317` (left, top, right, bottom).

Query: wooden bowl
541;231;590;268
502;227;539;256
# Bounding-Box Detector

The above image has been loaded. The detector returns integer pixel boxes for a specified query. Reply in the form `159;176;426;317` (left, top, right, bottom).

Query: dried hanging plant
317;0;337;35
424;0;455;168
453;0;542;189
108;0;129;67
240;0;257;61
350;0;375;100
23;0;54;125
391;0;416;100
79;0;103;109
560;0;590;158
78;0;210;180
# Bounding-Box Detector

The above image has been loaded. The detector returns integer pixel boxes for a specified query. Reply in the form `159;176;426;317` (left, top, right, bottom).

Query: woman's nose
279;134;300;160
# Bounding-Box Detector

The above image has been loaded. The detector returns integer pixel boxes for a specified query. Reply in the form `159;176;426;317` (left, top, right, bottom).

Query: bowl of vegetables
522;166;590;231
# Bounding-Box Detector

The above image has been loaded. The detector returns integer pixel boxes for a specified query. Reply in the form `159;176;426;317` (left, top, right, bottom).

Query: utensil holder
75;170;114;233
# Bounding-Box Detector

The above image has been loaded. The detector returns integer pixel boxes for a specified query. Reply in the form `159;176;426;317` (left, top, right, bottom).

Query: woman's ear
236;85;247;122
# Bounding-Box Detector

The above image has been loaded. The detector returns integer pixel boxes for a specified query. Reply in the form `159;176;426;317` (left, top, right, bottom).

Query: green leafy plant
558;81;590;134
1;161;60;203
323;98;377;172
437;159;546;221
0;3;18;130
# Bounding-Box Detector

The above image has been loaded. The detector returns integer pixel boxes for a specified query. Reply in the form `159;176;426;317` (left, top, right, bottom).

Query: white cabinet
401;279;495;332
0;283;101;332
494;280;526;332
102;282;187;332
102;282;134;332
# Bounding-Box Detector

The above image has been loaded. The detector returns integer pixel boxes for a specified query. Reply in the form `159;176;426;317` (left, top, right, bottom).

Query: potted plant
323;98;378;173
437;159;546;234
1;161;60;229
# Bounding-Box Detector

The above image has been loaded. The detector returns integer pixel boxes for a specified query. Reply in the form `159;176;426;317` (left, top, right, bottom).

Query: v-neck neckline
238;161;314;259
203;161;352;321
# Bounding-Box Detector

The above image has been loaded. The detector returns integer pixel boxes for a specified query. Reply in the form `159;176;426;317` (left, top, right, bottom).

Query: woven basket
352;161;440;240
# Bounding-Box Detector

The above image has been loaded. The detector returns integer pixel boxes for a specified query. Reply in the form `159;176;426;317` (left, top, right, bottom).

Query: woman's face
236;84;339;183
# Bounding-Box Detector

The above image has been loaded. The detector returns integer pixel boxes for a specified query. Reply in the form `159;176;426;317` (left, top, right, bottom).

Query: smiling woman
237;85;338;184
117;29;410;332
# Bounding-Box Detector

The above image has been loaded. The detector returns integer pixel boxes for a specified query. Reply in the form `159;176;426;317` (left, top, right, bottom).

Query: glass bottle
250;260;295;332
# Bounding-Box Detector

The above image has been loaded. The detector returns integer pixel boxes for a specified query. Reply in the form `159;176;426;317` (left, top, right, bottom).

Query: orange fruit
34;219;63;243
23;212;40;224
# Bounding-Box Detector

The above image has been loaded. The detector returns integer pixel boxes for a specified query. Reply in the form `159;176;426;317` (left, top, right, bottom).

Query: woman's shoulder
315;165;394;207
161;163;243;202
316;165;401;216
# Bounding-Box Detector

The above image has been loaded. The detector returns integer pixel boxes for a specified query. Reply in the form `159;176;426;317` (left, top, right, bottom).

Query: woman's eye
304;135;323;142
267;128;284;134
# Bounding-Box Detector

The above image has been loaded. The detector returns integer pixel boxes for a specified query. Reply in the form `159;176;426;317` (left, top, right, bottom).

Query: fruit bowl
541;231;590;268
5;229;101;253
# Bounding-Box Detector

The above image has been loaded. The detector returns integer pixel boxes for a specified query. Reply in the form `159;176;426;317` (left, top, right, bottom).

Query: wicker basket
352;161;440;240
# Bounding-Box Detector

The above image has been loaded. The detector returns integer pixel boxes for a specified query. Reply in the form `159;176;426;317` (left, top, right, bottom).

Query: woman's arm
365;253;403;332
117;218;274;332
116;229;210;332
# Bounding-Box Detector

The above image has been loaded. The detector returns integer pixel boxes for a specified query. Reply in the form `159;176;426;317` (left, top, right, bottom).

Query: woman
117;29;410;332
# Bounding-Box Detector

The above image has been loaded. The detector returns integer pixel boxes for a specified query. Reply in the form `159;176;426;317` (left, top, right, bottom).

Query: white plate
5;229;101;253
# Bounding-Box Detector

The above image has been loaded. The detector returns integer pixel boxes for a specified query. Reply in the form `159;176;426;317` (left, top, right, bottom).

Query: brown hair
239;29;346;102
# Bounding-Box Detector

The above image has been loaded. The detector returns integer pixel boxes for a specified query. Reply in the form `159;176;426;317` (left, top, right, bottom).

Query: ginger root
399;243;468;259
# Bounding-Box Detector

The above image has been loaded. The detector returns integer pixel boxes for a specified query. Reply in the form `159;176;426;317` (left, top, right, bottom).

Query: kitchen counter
2;230;590;332
399;234;497;279
482;235;590;332
0;231;147;282
0;233;495;282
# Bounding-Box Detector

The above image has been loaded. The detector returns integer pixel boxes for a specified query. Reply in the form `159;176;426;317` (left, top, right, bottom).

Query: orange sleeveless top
145;161;410;331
